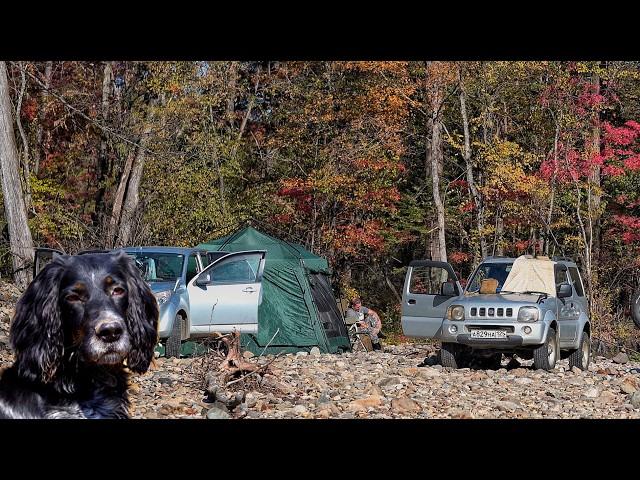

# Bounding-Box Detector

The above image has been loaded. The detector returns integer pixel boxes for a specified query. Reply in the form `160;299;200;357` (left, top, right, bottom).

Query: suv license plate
470;330;507;339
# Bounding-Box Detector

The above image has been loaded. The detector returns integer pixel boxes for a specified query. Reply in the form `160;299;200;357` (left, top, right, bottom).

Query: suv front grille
469;307;514;318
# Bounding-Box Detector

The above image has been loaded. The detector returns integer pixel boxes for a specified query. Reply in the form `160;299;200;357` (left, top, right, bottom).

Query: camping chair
344;314;374;352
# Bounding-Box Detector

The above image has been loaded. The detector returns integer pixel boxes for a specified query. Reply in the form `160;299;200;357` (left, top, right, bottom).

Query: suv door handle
243;287;256;293
408;299;416;305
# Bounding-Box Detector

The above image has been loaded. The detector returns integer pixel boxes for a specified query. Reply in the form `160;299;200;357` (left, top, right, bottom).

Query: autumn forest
1;61;640;345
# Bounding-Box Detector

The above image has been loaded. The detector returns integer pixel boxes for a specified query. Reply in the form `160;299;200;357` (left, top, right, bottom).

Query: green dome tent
198;227;351;355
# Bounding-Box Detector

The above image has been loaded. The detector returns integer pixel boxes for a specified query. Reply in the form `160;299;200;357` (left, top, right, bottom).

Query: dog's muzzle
95;319;124;343
87;313;130;364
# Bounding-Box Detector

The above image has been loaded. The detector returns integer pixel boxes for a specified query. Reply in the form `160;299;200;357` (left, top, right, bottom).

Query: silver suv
33;247;267;358
401;255;591;371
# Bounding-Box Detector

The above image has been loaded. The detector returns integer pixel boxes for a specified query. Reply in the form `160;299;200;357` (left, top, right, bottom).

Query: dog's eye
111;287;126;297
65;293;82;303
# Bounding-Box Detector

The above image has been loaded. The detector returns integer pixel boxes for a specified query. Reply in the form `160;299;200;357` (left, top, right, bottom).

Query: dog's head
10;251;159;384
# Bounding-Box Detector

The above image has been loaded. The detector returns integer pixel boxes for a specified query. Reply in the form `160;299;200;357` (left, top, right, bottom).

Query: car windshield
466;262;513;294
127;253;185;282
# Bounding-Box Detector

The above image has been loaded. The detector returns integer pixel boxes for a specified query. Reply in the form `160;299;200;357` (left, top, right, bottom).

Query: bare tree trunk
226;61;238;127
34;61;52;177
108;149;135;247
14;62;31;211
111;120;153;247
0;62;34;288
93;61;113;229
108;93;154;249
427;82;447;263
459;69;487;261
587;66;603;265
545;117;560;256
428;122;447;262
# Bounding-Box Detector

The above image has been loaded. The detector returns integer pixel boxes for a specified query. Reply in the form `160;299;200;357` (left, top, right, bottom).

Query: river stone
584;387;600;398
391;397;421;413
613;353;629;364
293;405;308;415
206;406;232;419
348;395;383;412
378;376;404;387
620;378;638;395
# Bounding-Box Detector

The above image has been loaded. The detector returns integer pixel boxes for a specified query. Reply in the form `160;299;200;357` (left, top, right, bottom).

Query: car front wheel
533;327;558;371
165;313;185;358
440;342;468;369
568;331;591;370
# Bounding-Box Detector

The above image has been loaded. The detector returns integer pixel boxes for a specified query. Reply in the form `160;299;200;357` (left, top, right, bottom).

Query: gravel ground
125;344;640;419
2;280;640;419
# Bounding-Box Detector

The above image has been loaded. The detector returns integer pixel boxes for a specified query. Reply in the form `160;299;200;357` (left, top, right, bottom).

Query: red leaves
610;215;640;245
458;201;474;213
604;121;639;147
449;251;471;264
334;221;386;256
449;179;469;190
21;98;38;122
514;240;530;253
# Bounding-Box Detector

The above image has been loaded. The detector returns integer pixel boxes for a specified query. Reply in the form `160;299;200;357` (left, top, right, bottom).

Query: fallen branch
257;327;280;358
225;352;283;387
218;331;260;379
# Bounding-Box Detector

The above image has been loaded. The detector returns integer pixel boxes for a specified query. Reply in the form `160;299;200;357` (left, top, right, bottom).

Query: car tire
632;289;640;329
568;331;591;370
165;313;184;358
440;342;467;368
533;327;558;371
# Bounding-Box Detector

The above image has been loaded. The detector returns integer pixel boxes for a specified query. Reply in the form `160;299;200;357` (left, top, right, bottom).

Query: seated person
345;297;383;350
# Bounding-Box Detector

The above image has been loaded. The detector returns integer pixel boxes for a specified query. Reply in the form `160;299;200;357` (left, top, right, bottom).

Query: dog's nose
95;321;124;343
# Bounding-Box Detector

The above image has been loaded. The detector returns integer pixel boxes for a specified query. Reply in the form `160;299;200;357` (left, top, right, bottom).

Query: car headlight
447;305;465;321
517;306;539;322
154;290;172;306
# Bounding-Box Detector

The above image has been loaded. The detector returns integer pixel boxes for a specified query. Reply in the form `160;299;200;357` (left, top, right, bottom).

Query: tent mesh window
308;273;348;339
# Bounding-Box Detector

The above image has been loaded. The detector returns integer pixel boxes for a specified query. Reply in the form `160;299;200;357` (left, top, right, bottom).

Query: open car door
33;247;64;277
401;260;462;338
187;250;266;335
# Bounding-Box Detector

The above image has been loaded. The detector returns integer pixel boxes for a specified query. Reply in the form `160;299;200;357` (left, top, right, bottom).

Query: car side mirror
441;282;457;297
557;283;572;298
195;273;211;286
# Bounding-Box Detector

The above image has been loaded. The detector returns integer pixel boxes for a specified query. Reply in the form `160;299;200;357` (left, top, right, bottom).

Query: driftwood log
218;331;260;380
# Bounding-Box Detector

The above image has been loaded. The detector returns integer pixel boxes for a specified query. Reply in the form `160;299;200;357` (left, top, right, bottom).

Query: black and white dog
0;251;158;419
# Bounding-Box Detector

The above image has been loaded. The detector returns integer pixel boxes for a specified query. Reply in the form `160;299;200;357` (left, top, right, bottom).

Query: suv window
410;266;455;295
129;253;184;282
211;257;259;283
466;262;513;293
555;267;569;286
568;266;585;297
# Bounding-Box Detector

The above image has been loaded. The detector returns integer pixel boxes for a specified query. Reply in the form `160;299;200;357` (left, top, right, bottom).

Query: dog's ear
10;257;67;383
115;251;159;373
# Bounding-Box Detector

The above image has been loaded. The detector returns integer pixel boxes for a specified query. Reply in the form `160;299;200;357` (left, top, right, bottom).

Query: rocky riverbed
124;344;640;419
2;280;640;419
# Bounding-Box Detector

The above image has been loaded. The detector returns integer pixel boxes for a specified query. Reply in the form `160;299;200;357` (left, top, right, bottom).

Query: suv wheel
533;327;558;371
568;331;591;370
166;313;184;358
632;289;640;329
440;342;467;368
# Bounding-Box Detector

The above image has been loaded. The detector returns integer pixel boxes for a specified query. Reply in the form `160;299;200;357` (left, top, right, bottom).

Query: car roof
479;255;578;267
479;256;517;263
122;246;206;255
